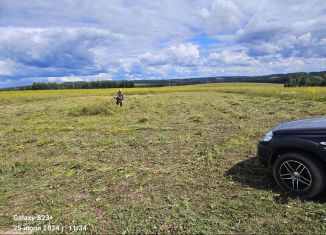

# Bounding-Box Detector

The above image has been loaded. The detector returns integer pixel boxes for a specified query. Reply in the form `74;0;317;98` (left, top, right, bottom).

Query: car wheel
273;152;326;199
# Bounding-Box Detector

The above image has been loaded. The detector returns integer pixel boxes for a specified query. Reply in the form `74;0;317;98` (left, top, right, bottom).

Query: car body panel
258;137;326;167
258;117;326;167
273;117;326;135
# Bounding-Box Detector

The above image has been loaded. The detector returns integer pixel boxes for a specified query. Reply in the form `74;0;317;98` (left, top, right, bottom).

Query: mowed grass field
1;83;326;234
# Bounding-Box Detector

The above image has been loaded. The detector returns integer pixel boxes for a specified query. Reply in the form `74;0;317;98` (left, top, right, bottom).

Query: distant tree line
3;80;134;91
284;72;326;87
221;71;326;87
1;71;326;91
134;77;218;87
131;71;326;87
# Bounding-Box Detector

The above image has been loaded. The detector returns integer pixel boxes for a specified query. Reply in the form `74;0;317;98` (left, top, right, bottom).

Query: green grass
1;83;326;234
1;82;326;105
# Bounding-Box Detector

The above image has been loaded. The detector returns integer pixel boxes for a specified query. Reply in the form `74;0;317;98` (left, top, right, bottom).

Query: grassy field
1;82;326;104
1;83;326;234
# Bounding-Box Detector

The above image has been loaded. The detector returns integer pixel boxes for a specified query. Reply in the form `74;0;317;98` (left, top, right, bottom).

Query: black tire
273;152;326;199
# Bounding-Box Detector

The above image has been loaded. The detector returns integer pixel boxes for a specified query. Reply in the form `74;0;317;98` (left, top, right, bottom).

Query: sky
0;0;325;87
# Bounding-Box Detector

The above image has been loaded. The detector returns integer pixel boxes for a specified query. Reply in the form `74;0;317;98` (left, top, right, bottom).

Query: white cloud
47;73;112;83
235;1;326;58
138;43;201;67
209;49;259;66
199;0;244;35
0;27;123;77
0;59;15;76
0;0;325;87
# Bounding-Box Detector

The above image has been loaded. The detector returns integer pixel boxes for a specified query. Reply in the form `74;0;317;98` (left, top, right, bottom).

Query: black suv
258;117;326;199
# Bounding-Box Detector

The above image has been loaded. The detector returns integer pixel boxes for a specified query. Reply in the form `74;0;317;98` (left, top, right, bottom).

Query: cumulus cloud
235;1;326;58
138;43;201;67
199;0;245;35
0;59;15;76
0;27;123;74
0;0;325;87
47;73;113;83
209;49;259;66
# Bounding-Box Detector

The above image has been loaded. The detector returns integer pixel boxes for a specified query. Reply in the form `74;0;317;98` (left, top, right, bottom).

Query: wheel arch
269;148;326;168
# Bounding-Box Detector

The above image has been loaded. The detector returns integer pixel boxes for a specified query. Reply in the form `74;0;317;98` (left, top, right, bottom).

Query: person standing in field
116;88;124;106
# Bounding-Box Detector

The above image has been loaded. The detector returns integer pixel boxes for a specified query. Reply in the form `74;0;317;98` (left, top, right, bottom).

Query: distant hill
1;71;325;91
134;71;326;87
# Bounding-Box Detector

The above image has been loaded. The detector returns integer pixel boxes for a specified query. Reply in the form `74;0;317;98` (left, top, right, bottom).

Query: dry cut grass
1;83;326;105
1;84;326;234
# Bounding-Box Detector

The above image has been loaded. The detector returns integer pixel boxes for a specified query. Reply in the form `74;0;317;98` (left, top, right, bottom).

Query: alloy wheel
279;160;312;191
